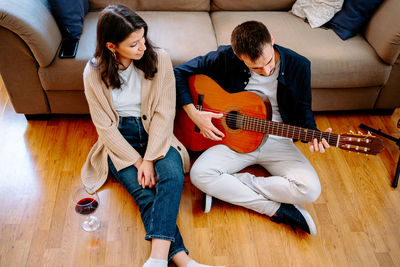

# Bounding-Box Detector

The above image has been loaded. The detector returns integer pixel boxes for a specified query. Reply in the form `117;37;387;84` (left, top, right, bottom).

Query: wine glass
73;186;100;232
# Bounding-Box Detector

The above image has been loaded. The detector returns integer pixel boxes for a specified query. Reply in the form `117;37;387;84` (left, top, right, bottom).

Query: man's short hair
231;21;272;61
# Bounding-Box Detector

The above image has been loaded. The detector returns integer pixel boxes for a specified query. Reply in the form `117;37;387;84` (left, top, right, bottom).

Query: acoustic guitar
174;75;384;155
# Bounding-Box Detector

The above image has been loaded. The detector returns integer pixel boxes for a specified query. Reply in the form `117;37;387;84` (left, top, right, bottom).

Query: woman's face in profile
115;27;147;61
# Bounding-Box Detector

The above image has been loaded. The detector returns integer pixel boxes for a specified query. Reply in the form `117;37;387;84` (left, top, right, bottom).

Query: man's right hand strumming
183;103;225;141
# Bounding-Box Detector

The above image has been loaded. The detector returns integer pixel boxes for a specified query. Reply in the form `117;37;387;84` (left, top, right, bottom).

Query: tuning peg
349;130;354;134
358;131;363;135
367;131;372;136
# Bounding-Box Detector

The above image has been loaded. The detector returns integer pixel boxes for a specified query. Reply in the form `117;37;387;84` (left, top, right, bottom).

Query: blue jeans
108;116;188;260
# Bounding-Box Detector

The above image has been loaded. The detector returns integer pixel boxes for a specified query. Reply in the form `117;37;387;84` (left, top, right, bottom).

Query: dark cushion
327;0;384;40
48;0;89;39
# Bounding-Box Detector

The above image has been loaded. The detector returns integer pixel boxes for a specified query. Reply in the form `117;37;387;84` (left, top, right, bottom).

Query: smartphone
59;38;79;58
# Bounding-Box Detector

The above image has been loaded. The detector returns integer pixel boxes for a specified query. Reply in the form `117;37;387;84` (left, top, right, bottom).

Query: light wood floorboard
1;79;400;267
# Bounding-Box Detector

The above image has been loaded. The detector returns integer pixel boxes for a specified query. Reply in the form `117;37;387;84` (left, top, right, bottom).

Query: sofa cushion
327;0;384;40
89;0;210;11
211;0;295;11
38;11;217;91
211;11;391;89
49;0;89;39
290;0;343;28
140;11;217;66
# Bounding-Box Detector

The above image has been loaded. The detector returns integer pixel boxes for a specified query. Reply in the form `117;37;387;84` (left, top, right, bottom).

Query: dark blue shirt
174;44;317;130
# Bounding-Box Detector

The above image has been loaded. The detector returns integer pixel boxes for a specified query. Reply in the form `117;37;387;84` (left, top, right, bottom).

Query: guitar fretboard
235;114;339;146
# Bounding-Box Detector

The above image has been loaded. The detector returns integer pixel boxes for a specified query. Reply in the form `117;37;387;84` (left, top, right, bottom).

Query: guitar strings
196;107;376;152
196;106;339;145
188;106;377;154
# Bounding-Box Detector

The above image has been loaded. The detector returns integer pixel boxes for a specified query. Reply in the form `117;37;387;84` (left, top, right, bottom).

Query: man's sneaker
202;193;213;213
270;203;317;236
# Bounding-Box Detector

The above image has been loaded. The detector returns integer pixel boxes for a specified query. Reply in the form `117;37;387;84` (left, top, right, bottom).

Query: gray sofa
0;0;399;118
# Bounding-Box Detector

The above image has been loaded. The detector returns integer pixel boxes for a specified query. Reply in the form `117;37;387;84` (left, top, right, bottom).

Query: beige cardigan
81;49;190;193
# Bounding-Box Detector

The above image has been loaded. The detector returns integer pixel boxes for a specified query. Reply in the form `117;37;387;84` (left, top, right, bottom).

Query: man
174;21;331;236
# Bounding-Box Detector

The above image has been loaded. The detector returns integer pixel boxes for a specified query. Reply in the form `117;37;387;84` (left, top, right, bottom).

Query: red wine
75;198;98;215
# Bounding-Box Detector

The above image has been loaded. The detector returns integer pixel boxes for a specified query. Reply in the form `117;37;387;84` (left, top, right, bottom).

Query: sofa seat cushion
211;11;391;89
39;11;217;91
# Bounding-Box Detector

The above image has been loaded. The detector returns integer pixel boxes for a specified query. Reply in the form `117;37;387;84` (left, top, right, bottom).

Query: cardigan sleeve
83;63;141;171
143;51;175;161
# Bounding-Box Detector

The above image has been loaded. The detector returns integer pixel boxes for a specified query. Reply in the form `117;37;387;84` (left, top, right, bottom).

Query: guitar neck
240;116;339;146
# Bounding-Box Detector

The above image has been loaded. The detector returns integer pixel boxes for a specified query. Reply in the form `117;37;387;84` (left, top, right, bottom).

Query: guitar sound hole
225;111;241;130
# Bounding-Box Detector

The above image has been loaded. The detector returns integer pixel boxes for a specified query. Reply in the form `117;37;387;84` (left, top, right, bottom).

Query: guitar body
175;75;385;155
174;75;271;153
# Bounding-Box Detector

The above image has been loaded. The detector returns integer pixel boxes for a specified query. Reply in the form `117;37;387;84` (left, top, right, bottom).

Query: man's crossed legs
190;135;321;235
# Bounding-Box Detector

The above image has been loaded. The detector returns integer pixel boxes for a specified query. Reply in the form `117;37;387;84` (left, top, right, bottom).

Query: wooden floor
1;78;400;267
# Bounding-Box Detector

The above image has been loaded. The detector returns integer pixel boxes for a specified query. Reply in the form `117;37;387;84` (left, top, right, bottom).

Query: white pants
190;135;321;216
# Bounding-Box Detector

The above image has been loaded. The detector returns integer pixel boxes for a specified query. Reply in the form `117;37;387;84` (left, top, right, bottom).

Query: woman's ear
105;42;116;53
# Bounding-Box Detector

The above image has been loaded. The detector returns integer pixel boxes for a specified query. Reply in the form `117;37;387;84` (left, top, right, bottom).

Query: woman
81;5;223;267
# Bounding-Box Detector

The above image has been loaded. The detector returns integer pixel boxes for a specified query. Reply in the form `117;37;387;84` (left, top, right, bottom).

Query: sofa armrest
374;54;400;110
0;0;62;67
0;27;50;115
364;0;400;65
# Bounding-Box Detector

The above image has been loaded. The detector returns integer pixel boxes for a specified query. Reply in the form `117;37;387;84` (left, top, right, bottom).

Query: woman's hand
133;158;143;169
137;159;156;188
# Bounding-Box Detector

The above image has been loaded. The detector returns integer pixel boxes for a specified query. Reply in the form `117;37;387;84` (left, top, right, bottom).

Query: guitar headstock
339;132;384;155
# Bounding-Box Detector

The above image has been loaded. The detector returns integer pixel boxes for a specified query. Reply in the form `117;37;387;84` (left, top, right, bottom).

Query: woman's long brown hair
91;5;158;89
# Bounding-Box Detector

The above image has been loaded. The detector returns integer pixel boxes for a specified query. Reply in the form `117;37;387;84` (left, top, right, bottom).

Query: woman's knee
156;170;184;192
155;148;185;186
158;163;184;185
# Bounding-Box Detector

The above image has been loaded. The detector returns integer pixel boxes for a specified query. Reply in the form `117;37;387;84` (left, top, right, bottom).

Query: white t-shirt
111;63;142;117
244;60;282;122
